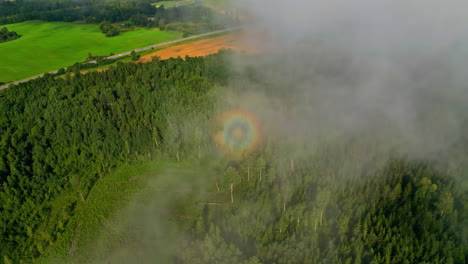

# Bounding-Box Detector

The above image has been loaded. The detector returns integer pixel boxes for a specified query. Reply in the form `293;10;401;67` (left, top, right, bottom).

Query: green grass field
151;0;237;9
200;0;246;9
151;0;195;8
0;21;183;83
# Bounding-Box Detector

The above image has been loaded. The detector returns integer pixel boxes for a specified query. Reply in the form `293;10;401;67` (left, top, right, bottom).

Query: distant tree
435;190;454;216
0;27;20;43
130;50;140;61
105;27;120;37
85;16;99;24
99;22;112;34
159;18;167;30
99;21;120;37
129;14;148;27
56;68;65;75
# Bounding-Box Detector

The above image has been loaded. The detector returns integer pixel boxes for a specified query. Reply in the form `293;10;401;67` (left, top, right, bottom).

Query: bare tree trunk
198;145;201;159
176;151;180;161
320;210;323;226
216;181;220;192
259;169;262;182
247;166;250;181
314;220;317;232
79;191;85;202
230;184;234;203
283;202;286;212
290;159;294;171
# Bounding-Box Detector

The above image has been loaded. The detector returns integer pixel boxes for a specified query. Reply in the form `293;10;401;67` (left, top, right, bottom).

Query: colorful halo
214;109;262;158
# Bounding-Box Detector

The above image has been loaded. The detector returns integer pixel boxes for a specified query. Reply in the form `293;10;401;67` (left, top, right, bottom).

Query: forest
0;0;238;36
0;50;466;263
0;0;154;24
0;27;20;43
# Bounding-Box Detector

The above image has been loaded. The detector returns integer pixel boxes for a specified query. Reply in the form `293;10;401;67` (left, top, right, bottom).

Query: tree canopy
0;50;466;263
0;27;20;43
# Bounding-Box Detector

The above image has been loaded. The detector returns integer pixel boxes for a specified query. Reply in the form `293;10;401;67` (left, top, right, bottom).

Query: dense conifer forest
0;50;466;263
0;53;228;262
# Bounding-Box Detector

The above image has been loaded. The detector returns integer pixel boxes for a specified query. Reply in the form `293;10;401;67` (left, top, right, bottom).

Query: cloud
228;0;468;158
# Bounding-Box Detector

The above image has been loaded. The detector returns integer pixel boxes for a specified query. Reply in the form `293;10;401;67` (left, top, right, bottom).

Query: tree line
0;0;239;37
0;0;156;25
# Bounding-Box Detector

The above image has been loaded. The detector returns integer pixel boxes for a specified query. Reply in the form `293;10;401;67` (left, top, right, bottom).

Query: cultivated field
0;21;183;83
138;32;255;62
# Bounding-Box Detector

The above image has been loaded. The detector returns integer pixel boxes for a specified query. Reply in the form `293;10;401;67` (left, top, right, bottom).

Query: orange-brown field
82;31;268;74
138;32;257;62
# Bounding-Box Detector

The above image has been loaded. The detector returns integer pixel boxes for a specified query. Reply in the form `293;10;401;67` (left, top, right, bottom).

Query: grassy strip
151;1;195;8
36;159;224;263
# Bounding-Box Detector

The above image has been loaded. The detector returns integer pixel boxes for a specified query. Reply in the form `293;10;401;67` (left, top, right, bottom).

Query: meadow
0;21;183;83
151;1;195;8
151;0;241;10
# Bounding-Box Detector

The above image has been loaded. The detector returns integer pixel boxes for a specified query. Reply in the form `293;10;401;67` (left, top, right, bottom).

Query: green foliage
130;50;140;61
0;50;466;264
0;0;157;25
178;157;466;264
0;27;20;43
0;51;231;263
0;0;238;33
100;22;120;37
152;1;195;8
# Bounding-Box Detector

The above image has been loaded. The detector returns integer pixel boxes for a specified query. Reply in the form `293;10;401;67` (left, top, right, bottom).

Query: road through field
137;32;254;62
0;27;240;90
106;27;241;60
